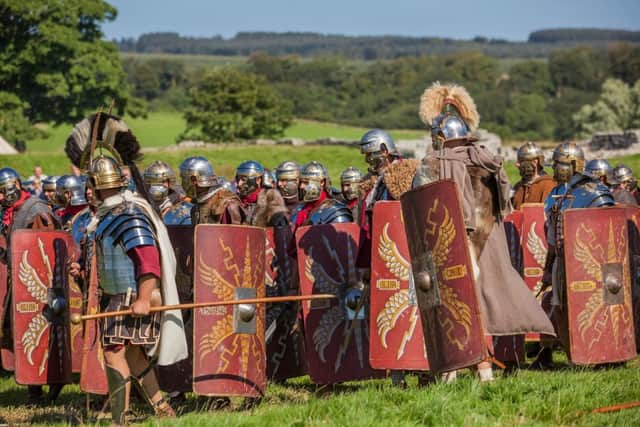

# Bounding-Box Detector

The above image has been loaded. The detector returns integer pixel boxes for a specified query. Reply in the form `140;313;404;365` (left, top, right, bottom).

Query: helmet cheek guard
301;180;323;202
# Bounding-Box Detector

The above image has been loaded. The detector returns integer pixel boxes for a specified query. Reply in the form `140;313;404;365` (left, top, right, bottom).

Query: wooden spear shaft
70;294;335;324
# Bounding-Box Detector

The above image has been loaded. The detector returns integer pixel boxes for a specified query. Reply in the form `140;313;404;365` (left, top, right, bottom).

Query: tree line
123;43;640;142
115;30;640;60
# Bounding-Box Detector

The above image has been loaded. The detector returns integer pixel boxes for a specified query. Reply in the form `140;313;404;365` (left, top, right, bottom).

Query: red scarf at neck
295;191;328;226
3;191;31;227
240;189;260;206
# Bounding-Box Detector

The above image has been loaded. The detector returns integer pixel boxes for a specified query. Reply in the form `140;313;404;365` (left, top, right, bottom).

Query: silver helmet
431;114;470;149
0;167;22;208
235;160;264;197
144;161;176;203
613;164;637;192
359;129;397;174
340;166;362;201
584;159;613;182
56;175;87;206
299;161;328;202
516;141;545;181
262;169;276;189
551;142;585;184
42;175;60;192
179;156;216;197
275;160;300;200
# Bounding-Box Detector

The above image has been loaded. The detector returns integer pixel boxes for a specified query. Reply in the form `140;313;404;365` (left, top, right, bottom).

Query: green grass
2;356;640;425
120;52;249;71
25;112;424;155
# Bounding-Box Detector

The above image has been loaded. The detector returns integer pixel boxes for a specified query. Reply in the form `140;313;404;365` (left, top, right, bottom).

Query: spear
70;294;335;324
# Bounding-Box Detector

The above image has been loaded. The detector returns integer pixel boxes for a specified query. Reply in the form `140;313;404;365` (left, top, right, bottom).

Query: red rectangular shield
521;203;548;341
80;243;108;395
11;230;72;385
370;201;428;371
297;222;380;384
265;227;307;381
193;224;266;397
59;234;84;374
563;207;636;365
157;225;194;393
400;180;487;373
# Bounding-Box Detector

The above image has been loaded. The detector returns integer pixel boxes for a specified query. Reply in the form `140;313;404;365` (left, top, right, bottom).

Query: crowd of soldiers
0;82;639;424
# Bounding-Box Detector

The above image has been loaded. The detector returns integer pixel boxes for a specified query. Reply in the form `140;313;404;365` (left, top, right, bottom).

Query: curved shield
521;203;548;342
563;207;636;365
369;201;428;371
11;230;72;385
193;224;266;397
157;225;194;393
400;180;486;373
297;222;380;384
80;242;108;395
265;227;307;381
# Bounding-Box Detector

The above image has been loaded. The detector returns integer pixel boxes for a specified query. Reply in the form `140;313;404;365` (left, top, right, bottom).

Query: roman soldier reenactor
339;166;363;222
143;161;193;225
613;164;640;205
275;160;301;218
511;142;556;210
54;175;89;230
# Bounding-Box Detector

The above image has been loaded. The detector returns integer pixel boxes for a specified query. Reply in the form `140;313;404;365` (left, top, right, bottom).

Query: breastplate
97;234;136;295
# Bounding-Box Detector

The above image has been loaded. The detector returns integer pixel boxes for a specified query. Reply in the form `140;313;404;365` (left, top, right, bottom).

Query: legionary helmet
419;82;479;150
87;155;125;194
516;141;545;181
299;161;329;202
42;175;60;192
55;175;87;206
235;160;264;197
262;169;276;189
144;161;177;202
179;156;216;197
613;164;637;191
275;160;300;200
0;167;22;208
359;129;397;174
584;159;613;183
340;166;362;201
551;142;585;184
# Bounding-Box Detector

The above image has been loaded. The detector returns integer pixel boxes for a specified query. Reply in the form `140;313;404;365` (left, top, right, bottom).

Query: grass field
2;354;640;426
26;113;425;154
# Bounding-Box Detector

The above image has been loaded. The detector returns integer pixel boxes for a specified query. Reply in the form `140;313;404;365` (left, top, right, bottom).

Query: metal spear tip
70;313;82;324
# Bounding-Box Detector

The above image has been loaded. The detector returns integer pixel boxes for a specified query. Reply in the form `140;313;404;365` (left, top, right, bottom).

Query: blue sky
103;0;639;41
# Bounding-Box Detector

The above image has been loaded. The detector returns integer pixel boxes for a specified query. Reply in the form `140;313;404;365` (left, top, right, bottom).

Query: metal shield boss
80;241;108;395
297;222;380;384
193;224;266;397
157;225;194;393
400;180;486;373
563;207;636;365
265;226;307;381
10;230;72;385
369;201;429;371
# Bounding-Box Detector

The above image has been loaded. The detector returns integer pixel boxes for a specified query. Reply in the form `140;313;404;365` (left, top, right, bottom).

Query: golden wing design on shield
312;305;344;363
439;284;472;350
432;206;455;268
21;313;49;366
199;315;234;364
305;248;341;294
19;250;49;304
198;254;235;301
574;227;603;282
378;223;410;281
526;221;547;267
376;289;410;349
577;291;604;347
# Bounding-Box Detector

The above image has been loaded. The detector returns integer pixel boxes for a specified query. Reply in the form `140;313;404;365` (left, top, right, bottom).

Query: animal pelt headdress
65;113;142;170
418;82;480;131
